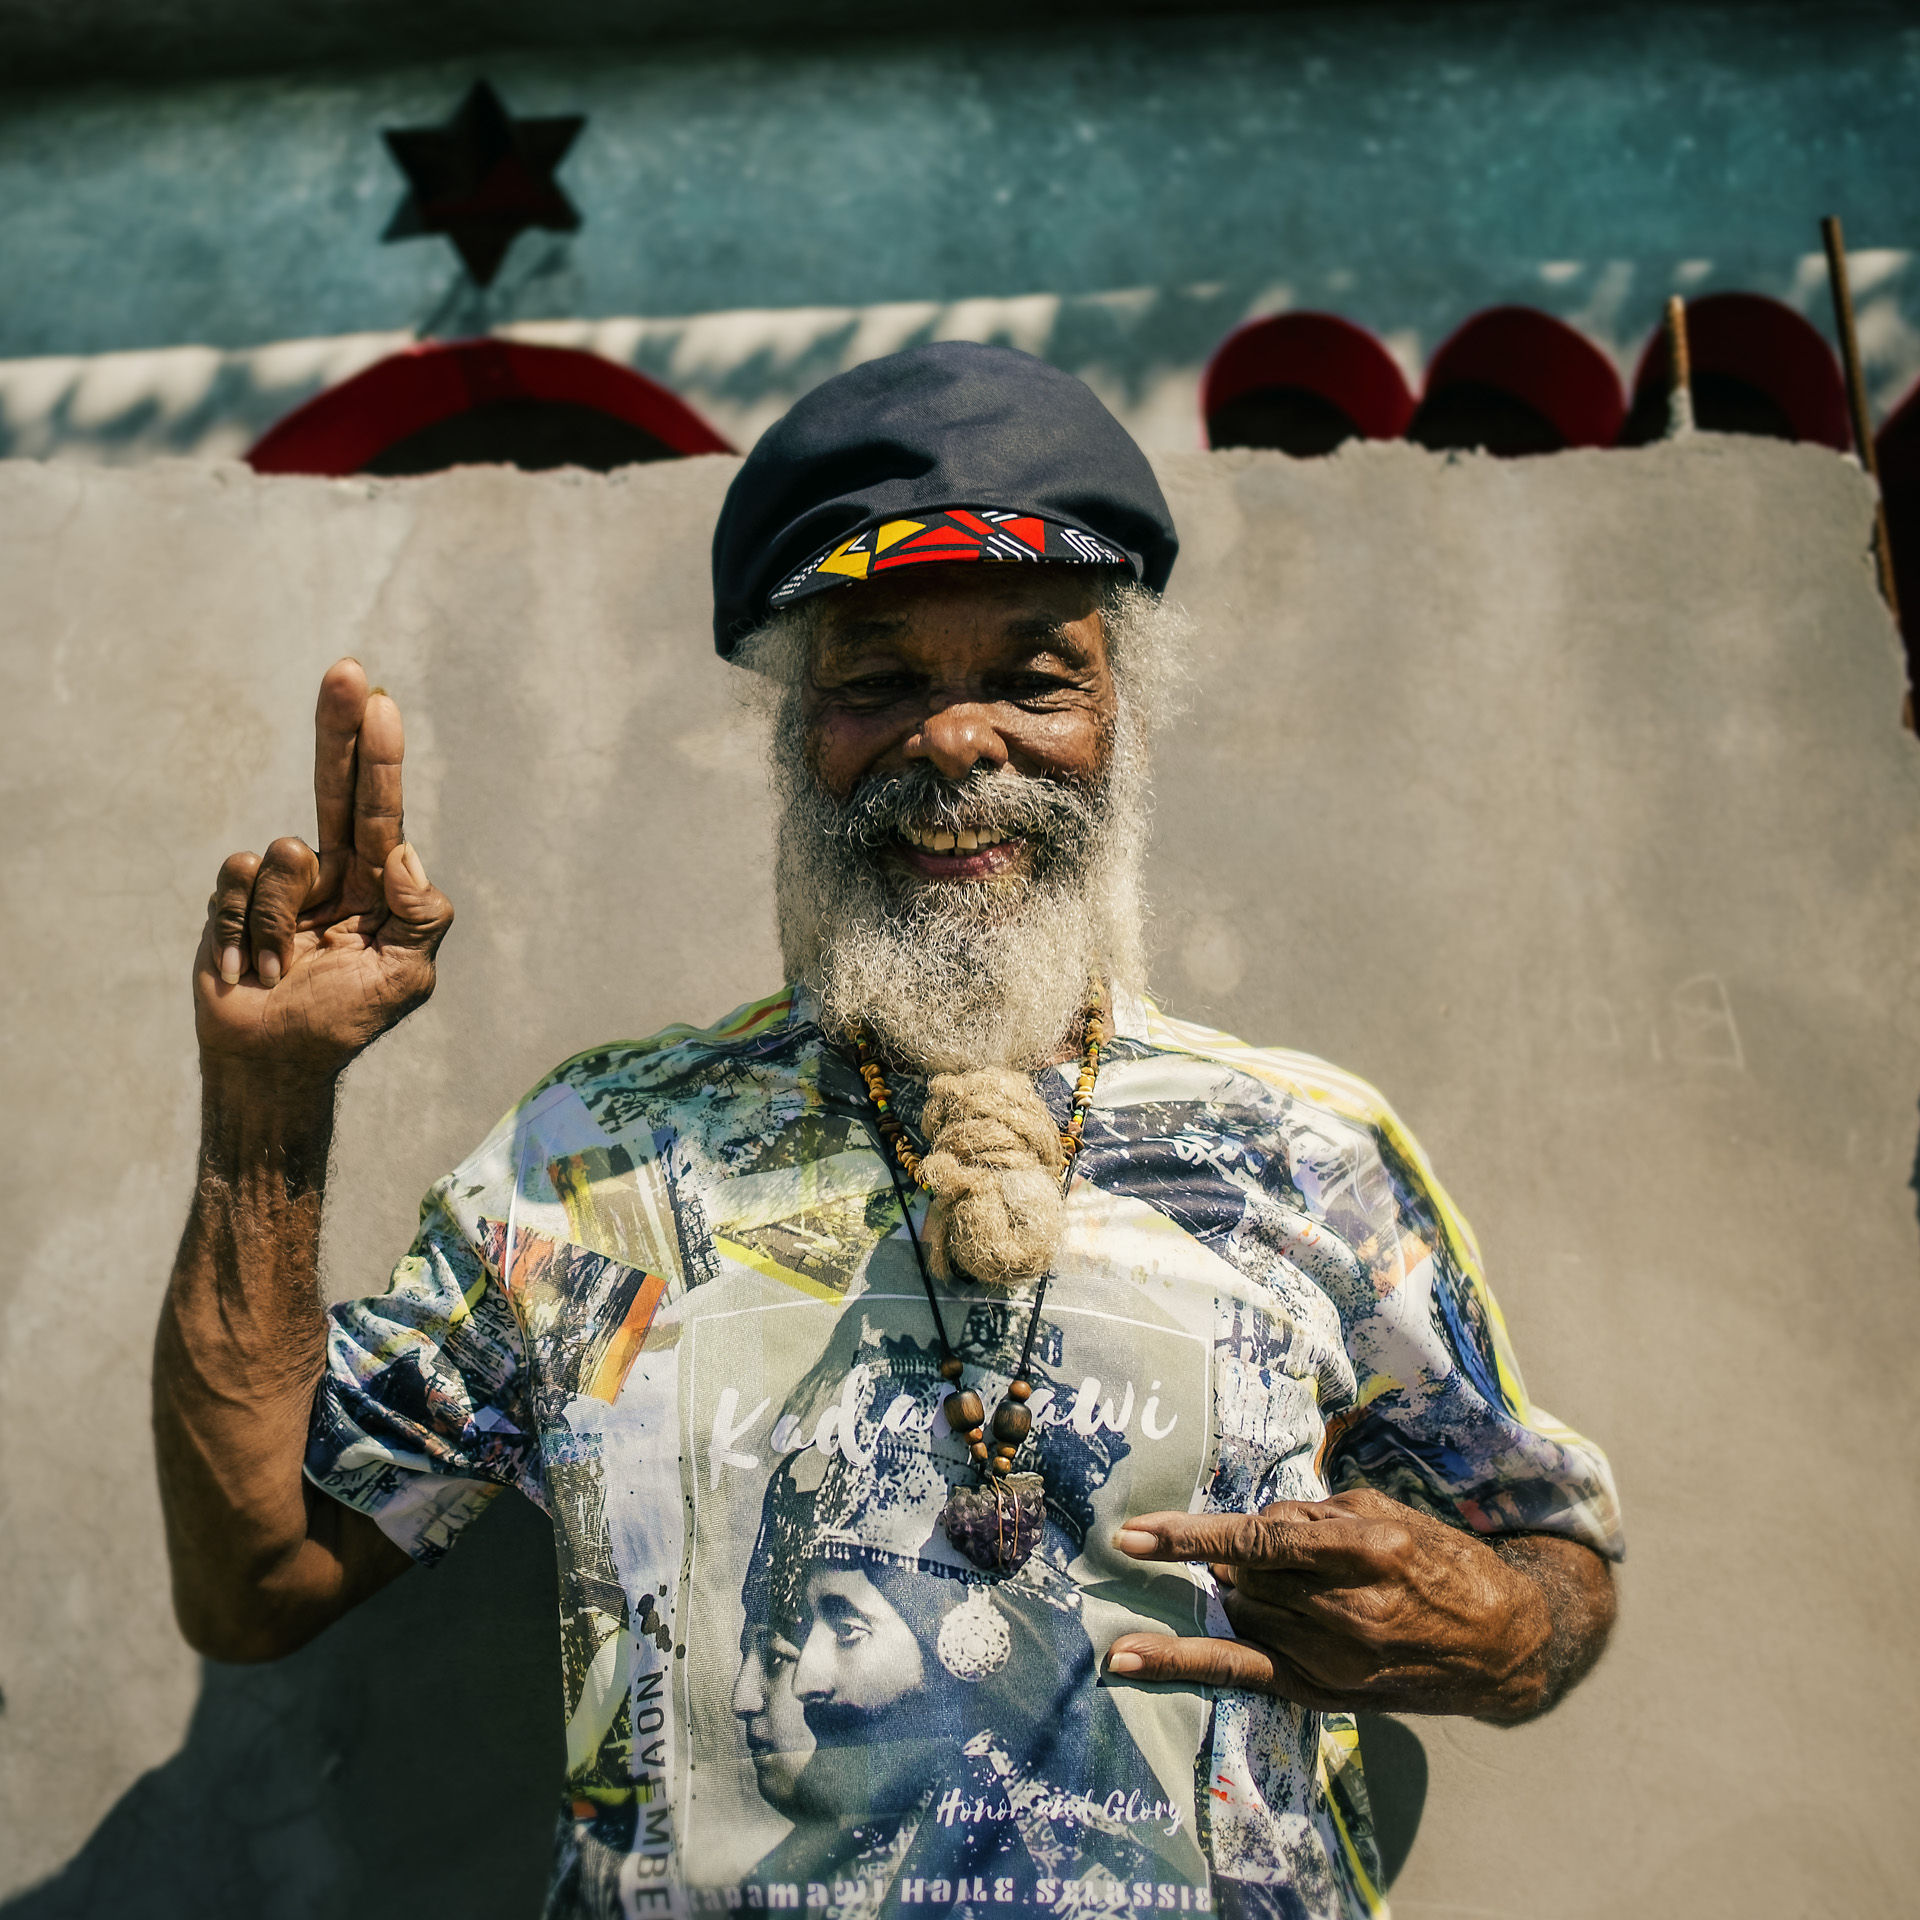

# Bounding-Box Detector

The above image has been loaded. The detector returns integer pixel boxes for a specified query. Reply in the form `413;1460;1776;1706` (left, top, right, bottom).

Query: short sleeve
304;1178;539;1566
1316;1115;1625;1562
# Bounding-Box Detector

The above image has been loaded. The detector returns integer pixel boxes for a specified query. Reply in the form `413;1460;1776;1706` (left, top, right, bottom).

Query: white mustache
832;764;1100;864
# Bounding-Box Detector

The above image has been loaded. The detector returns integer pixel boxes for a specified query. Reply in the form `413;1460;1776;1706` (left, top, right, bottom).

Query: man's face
731;1623;814;1815
801;565;1118;887
793;1566;926;1714
782;1565;941;1816
771;562;1153;1073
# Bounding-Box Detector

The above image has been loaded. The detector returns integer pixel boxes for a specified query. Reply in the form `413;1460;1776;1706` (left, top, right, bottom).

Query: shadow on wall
1907;1097;1920;1233
1356;1714;1428;1891
2;1487;1428;1915
1;1496;562;1920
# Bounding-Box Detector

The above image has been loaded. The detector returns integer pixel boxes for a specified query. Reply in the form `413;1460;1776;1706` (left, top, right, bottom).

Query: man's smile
893;828;1028;880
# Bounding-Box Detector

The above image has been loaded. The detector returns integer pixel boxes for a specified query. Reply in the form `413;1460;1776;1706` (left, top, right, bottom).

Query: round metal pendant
936;1586;1013;1682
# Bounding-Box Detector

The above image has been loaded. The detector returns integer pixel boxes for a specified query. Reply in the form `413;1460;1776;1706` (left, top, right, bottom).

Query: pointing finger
245;837;320;986
1104;1631;1279;1692
1104;1632;1354;1712
313;658;369;889
210;851;262;984
353;689;406;873
1114;1506;1376;1578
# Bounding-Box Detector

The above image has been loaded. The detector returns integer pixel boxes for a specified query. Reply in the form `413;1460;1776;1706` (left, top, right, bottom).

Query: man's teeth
900;825;1016;854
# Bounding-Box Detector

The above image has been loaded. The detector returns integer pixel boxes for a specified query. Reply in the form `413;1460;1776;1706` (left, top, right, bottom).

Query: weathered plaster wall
1;438;1916;1917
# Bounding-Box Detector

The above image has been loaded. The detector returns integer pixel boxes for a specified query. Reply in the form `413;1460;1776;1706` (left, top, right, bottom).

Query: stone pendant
942;1472;1046;1574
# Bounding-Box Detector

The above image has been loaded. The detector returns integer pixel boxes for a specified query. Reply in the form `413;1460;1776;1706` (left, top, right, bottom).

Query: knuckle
213;895;253;938
1367;1522;1415;1568
1221;1591;1262;1635
1160;1640;1226;1684
1245;1517;1292;1565
1149;1519;1204;1561
264;834;316;873
1229;1568;1285;1606
1180;1523;1228;1564
244;888;288;932
215;851;259;889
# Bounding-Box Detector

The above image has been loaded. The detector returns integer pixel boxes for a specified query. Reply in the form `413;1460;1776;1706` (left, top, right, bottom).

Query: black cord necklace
854;1002;1103;1573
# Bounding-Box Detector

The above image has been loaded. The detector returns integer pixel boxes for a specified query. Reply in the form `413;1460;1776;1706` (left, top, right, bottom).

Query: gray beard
770;720;1150;1074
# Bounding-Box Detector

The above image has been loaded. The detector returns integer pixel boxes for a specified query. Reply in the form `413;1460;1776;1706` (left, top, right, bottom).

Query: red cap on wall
246;337;732;475
1202;312;1416;442
1631;292;1849;450
1420;307;1625;449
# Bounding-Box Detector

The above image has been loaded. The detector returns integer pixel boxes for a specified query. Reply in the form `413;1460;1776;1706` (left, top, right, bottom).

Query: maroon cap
1422;307;1625;449
1203;312;1416;442
1632;292;1849;450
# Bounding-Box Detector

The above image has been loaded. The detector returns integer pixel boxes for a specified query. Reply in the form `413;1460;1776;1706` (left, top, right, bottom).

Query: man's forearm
153;1059;341;1657
1484;1534;1616;1723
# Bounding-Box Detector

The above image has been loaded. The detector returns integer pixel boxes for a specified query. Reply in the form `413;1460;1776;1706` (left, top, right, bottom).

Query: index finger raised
352;686;406;871
1114;1505;1377;1577
314;658;370;877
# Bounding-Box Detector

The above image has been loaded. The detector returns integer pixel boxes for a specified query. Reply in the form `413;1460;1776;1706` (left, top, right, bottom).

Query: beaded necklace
851;995;1104;1574
855;997;1104;1196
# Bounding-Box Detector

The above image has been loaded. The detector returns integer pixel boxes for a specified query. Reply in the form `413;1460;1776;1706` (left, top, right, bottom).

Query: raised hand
194;658;454;1076
1104;1488;1611;1725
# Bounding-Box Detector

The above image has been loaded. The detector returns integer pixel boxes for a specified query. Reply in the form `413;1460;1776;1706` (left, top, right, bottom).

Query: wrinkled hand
193;659;454;1075
1105;1488;1554;1723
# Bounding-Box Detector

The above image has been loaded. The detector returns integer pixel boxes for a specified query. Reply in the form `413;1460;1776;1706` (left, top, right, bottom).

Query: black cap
709;341;1179;657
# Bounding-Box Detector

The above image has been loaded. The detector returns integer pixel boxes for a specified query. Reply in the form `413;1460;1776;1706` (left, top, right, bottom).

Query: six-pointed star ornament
383;80;585;287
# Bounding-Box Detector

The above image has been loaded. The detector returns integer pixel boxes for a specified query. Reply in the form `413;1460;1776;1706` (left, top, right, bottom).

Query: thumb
381;841;455;953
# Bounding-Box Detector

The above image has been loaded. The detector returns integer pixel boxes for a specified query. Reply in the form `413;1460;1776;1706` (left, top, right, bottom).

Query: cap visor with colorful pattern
768;506;1129;609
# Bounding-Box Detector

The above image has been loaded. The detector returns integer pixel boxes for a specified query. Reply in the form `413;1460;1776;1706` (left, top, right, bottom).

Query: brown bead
939;1357;964;1381
1007;1379;1033;1402
945;1390;985;1431
991;1401;1032;1446
965;1425;986;1444
970;1441;991;1462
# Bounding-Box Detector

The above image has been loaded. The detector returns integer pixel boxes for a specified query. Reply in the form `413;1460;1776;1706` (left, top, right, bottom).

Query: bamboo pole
1821;214;1902;623
1664;294;1695;437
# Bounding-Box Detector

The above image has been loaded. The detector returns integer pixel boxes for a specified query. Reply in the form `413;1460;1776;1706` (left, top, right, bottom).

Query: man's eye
831;1619;870;1646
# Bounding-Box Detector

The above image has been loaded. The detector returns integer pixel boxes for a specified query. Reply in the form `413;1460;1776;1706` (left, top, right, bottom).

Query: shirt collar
786;978;1150;1047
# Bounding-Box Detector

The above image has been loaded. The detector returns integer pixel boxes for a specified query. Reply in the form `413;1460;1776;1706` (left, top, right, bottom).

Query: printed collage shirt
307;986;1622;1920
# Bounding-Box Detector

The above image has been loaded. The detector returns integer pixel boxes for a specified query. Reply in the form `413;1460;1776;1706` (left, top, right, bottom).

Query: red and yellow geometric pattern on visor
768;506;1128;608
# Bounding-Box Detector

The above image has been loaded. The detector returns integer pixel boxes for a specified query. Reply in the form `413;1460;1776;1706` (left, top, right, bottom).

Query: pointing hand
1104;1489;1560;1723
193;659;455;1075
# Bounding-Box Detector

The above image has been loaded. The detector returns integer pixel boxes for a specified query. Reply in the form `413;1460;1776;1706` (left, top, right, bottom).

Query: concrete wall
4;2;1919;463
1;437;1916;1917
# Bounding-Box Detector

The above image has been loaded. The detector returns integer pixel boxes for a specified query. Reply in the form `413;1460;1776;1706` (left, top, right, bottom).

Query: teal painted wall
1;1;1915;435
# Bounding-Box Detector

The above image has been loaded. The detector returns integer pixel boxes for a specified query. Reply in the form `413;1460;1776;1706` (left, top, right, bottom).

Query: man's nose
905;700;1008;782
730;1653;765;1717
791;1623;836;1701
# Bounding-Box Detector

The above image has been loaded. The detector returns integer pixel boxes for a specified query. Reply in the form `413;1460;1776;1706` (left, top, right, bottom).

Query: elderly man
154;343;1620;1920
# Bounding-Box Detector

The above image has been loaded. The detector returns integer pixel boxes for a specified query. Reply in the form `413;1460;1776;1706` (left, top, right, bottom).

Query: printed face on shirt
732;1624;814;1815
787;1565;944;1817
794;1567;925;1714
